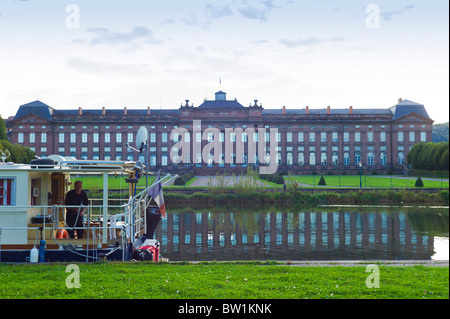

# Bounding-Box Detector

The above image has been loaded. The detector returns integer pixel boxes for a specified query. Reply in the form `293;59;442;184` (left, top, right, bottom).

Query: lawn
0;262;448;299
285;175;449;189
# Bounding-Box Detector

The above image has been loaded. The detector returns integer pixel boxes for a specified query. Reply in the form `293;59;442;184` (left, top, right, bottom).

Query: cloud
279;36;345;48
237;0;277;22
75;26;162;47
381;5;414;21
205;4;233;19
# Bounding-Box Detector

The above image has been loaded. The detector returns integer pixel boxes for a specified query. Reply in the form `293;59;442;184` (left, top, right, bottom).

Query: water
155;206;449;261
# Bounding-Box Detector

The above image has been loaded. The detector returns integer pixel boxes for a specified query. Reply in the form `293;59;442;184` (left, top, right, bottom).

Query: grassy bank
165;189;449;209
0;262;447;299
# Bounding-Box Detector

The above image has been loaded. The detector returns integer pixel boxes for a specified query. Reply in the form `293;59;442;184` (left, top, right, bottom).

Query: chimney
124;107;127;116
305;106;309;115
282;106;286;115
349;106;353;114
102;106;105;116
398;98;402;103
327;105;330;115
78;107;82;115
147;107;150;115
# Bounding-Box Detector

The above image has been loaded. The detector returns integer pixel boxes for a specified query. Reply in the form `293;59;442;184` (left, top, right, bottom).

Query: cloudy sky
0;0;448;123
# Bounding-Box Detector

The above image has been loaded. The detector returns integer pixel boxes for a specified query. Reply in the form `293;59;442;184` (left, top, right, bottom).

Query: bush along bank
164;189;449;209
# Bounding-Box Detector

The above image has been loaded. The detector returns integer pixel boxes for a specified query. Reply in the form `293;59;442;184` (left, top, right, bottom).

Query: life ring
56;229;69;239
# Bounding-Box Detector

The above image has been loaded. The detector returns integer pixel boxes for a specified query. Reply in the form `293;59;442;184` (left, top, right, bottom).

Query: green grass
285;175;449;189
0;262;447;299
71;174;155;190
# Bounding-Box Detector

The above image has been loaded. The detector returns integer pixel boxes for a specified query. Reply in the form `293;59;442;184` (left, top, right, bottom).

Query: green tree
0;115;7;141
440;149;449;171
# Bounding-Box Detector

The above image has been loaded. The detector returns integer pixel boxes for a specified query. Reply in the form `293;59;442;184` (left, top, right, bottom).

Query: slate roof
390;99;430;120
14;100;53;120
197;99;245;108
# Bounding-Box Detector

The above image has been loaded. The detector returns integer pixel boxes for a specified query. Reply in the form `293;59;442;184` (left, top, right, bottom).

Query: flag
147;175;166;218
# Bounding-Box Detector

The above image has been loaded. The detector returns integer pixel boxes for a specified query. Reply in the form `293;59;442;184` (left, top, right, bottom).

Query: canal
154;206;449;261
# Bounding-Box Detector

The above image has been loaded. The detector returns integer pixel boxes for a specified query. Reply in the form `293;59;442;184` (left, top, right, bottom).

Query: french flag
147;175;166;218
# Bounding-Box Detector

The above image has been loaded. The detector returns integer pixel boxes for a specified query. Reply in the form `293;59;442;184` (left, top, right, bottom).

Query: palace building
9;91;433;175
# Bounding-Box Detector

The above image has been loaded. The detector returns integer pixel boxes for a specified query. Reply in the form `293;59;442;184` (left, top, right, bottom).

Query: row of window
17;131;428;144
41;151;404;167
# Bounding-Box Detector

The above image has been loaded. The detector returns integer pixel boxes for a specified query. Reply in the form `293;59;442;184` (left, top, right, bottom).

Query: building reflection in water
154;208;447;261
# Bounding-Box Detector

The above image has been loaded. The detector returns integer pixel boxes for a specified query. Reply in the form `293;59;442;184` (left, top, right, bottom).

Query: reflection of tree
406;208;449;237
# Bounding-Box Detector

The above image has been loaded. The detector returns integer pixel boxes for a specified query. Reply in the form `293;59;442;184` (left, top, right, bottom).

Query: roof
14;100;53;120
390;99;430;120
263;108;392;115
197;99;245;108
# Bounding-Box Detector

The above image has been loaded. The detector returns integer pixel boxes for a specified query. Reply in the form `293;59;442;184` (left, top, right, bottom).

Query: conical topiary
318;176;326;186
415;176;424;187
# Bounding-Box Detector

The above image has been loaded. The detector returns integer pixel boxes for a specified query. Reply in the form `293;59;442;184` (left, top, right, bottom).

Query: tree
0;116;7;141
318;176;326;186
440;149;449;171
415;177;424;187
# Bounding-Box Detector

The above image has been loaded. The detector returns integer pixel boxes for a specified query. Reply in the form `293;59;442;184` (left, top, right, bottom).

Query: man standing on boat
64;180;89;239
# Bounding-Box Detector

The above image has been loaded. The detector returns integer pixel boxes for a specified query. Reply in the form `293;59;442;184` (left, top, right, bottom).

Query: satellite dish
136;126;148;152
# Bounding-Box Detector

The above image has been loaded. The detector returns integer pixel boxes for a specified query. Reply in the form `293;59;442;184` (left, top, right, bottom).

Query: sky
0;0;448;123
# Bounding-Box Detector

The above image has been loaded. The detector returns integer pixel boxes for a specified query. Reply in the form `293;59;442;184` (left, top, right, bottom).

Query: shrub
415;176;424;187
318;176;326;186
174;172;195;185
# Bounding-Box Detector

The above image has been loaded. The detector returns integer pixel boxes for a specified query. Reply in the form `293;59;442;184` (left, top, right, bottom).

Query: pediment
392;112;433;124
11;113;51;125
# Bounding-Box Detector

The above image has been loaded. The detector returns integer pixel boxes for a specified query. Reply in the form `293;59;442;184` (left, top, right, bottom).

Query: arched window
321;152;327;165
287;152;293;165
380;152;387;166
309;152;316;166
161;154;168;166
398;152;404;165
355;152;361;165
343;152;350;165
332;152;339;166
367;152;374;166
298;152;304;165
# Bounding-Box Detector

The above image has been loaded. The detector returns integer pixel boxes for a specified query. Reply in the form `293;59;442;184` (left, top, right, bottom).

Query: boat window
0;178;16;206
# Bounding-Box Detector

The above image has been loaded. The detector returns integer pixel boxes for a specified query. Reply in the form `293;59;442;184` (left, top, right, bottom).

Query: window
380;152;387;166
332;132;338;143
332;152;339;165
398;152;405;165
355;132;360;143
398;132;404;142
184;132;190;143
287;153;293;165
343;152;350;165
286;132;292;143
276;133;281;143
355;152;361;165
367;132;373;143
320;152;327;165
127;133;133;143
150;133;157;143
41;133;47;144
150;154;156;166
105;133;110;144
29;133;35;144
93;133;99;144
343;132;349;143
0;178;16;206
367;152;374;166
161;154;168;166
71;133;76;144
298;152;304;165
421;132;426;142
82;133;87;144
380;132;386;143
116;133;122;144
18;133;24;143
298;132;304;143
309;132;315;143
197;132;202;143
59;133;65;144
309;152;316;166
409;132;415;142
162;133;168;143
321;132;327;143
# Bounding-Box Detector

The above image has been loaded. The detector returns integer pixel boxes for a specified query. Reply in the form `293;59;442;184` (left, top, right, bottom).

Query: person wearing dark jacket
64;180;89;238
